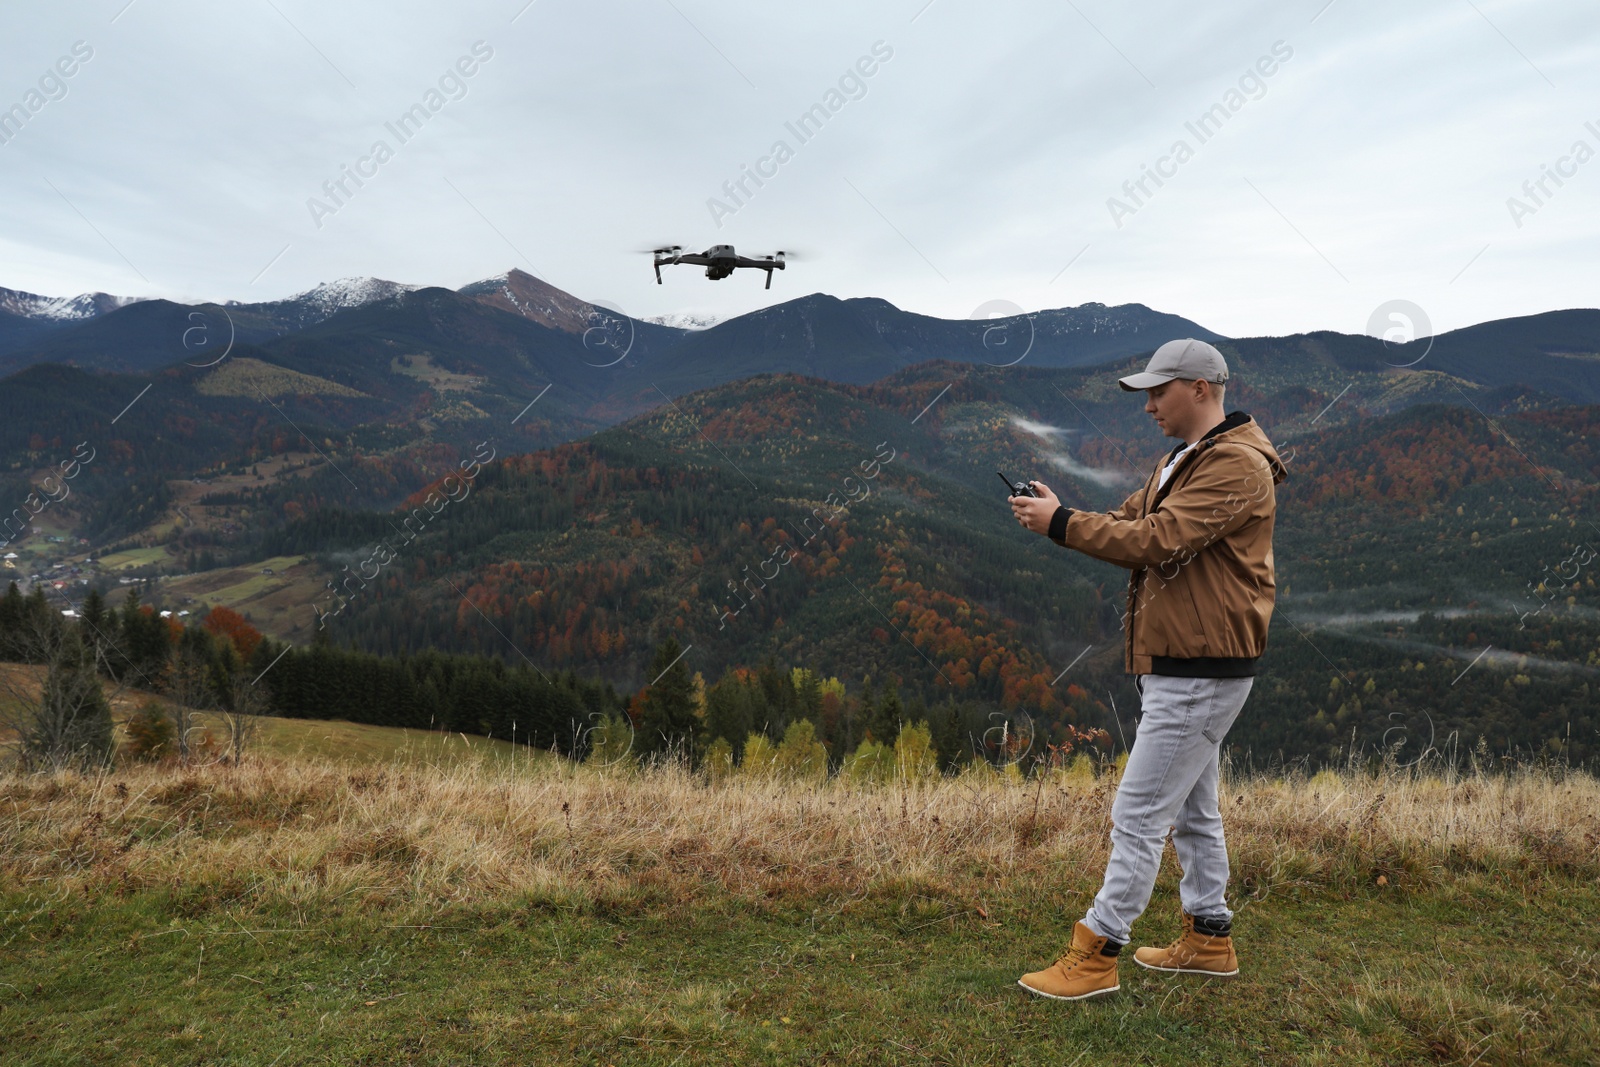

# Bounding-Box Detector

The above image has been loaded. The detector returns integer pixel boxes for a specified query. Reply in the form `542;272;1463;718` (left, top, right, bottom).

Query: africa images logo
1106;40;1294;228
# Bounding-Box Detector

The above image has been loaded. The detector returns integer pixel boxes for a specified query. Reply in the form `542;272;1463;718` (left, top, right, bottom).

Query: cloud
1;1;1596;336
1010;416;1073;439
1040;451;1137;489
1010;416;1134;488
1317;627;1600;679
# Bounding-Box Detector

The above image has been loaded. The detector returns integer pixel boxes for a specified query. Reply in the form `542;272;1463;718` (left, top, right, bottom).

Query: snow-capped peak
0;286;144;322
646;310;721;331
276;277;420;315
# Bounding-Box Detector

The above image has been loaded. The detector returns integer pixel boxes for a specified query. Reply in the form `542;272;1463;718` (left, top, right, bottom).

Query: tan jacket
1048;411;1288;676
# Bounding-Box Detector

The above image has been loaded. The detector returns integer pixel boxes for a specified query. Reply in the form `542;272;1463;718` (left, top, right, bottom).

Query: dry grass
4;752;1596;920
6;752;1600;1065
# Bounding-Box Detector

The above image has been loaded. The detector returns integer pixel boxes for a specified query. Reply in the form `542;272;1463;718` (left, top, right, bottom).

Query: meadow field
2;730;1598;1066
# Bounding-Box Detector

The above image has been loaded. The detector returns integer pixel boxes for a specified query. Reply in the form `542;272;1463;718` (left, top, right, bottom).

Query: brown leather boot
1018;920;1121;1000
1133;911;1238;976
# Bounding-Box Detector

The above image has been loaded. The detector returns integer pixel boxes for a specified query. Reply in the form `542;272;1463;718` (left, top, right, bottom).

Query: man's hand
1010;480;1061;535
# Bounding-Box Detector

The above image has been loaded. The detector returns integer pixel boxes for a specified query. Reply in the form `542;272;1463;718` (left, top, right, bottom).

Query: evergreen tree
23;586;50;626
22;587;55;662
419;675;445;730
79;588;111;672
534;679;585;755
755;655;795;736
247;637;279;685
208;640;243;711
929;697;968;772
638;636;697;760
851;674;875;753
116;588;171;686
704;673;754;760
0;582;24;660
125;699;176;761
868;683;903;744
119;587;142;641
794;667;823;722
26;627;115;771
167;626;216;762
447;662;492;734
0;586;60;664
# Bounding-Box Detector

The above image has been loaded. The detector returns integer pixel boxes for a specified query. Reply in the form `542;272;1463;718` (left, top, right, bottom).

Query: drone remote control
997;470;1040;498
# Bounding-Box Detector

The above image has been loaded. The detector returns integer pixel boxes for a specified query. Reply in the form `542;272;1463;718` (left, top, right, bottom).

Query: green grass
3;872;1596;1065
194;357;367;400
97;546;171;570
187;556;308;607
4;726;1596;1065
390;353;484;393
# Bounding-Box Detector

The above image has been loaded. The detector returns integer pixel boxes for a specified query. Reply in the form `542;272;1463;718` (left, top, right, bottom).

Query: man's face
1143;379;1196;437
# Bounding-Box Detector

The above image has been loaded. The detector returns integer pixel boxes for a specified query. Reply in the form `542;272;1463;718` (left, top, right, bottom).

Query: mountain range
0;268;1227;389
2;268;1598;766
7;268;1600;453
0;269;1238;492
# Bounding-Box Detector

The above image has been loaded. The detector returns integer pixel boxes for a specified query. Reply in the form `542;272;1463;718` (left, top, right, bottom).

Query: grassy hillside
193;357;368;400
1;750;1595;1064
154;554;324;636
0;665;533;771
180;711;537;768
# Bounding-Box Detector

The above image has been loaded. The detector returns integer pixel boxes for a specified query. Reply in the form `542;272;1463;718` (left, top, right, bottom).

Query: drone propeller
637;243;685;256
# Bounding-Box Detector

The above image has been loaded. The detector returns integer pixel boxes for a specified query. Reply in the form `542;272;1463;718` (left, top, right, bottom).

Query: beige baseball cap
1118;338;1229;391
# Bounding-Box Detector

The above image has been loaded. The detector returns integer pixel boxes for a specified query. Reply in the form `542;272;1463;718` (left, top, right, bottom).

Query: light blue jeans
1083;673;1254;945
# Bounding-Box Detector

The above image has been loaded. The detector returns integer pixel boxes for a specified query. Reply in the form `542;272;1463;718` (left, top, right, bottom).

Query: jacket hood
1171;412;1292;486
1184;411;1289;484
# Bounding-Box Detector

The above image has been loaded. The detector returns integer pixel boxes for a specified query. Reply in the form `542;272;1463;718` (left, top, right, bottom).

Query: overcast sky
0;0;1595;339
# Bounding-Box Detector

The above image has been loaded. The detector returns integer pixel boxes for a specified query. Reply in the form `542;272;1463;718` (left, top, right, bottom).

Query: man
1007;338;1288;1001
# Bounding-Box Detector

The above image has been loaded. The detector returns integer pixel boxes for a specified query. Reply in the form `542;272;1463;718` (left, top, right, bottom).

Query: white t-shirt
1158;441;1195;490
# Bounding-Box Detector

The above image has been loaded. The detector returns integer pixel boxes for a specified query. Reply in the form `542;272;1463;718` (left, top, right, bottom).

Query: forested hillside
220;367;1600;770
5;279;1599;771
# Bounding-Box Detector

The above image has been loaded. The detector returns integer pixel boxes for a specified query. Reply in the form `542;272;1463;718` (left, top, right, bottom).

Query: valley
3;271;1598;769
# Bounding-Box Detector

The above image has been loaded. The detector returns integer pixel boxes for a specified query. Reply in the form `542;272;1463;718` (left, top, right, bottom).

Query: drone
648;244;792;289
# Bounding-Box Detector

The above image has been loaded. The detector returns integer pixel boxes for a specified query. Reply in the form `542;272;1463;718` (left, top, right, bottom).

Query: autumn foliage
203;605;262;661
